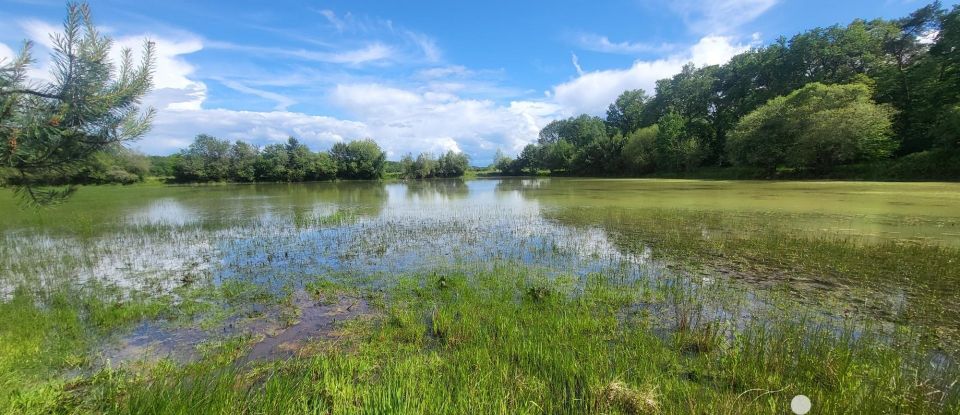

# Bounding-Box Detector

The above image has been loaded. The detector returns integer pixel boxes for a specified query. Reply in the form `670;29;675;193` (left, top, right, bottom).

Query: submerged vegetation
4;267;957;414
1;179;959;413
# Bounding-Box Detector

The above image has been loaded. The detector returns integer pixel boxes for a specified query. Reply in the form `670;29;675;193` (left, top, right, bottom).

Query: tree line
494;2;960;179
398;151;470;179
168;135;389;182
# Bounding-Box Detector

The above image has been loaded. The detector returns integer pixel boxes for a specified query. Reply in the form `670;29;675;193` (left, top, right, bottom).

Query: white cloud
416;65;471;79
670;0;778;35
404;30;441;63
571;52;584;76
551;35;752;116
207;41;395;66
112;34;206;110
575;33;674;54
327;83;557;158
318;43;394;65
317;9;346;32
139;108;369;154
20;20;58;49
218;79;296;111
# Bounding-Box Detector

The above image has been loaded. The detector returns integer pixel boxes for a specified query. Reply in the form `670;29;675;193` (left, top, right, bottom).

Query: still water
2;178;958;290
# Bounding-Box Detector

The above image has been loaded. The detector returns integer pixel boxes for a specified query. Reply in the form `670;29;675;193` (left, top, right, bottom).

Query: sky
0;0;955;164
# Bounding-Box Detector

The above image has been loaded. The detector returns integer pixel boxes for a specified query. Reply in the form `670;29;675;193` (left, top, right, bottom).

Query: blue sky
0;0;954;163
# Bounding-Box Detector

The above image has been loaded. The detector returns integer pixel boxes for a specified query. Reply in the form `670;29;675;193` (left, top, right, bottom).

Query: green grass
1;267;956;414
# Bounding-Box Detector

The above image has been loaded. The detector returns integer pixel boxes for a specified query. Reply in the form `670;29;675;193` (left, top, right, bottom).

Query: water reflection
127;198;199;227
402;178;470;201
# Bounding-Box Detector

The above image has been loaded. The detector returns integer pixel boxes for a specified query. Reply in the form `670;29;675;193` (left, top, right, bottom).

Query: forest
494;2;960;180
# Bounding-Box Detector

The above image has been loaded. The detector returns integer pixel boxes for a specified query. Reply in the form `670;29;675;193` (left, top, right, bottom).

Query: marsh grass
1;267;955;414
548;207;960;353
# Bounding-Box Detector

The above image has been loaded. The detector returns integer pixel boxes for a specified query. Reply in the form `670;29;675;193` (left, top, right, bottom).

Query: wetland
1;178;959;414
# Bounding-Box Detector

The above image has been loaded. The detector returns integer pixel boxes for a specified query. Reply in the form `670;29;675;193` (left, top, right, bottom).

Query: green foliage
513;3;958;180
572;133;626;175
309;151;338;180
74;149;149;184
727;82;896;171
0;2;154;204
254;143;289;182
622;125;659;174
653;112;705;172
173;134;231;181
147;155;175;177
605;89;649;135
436;151;469;178
330;139;386;180
402;152;436;179
538;115;606;148
170;135;346;183
539;139;575;171
228;140;257;182
934;105;960;149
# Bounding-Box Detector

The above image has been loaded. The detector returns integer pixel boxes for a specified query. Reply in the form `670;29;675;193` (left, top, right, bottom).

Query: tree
65;148;149;184
727;82;896;171
228;141;258;182
572;133;626;175
539;139;574;172
255;144;289;182
307;151;337;180
605;89;649;135
654;112;704;172
410;153;436;179
0;2;154;204
285;137;312;181
622;125;659;174
399;153;415;178
330;139;386;179
436;151;469;177
172;134;231;182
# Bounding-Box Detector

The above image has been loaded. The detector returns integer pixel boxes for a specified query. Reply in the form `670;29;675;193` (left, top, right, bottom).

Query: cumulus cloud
551;35;753;116
328;83;559;158
113;34;206;110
